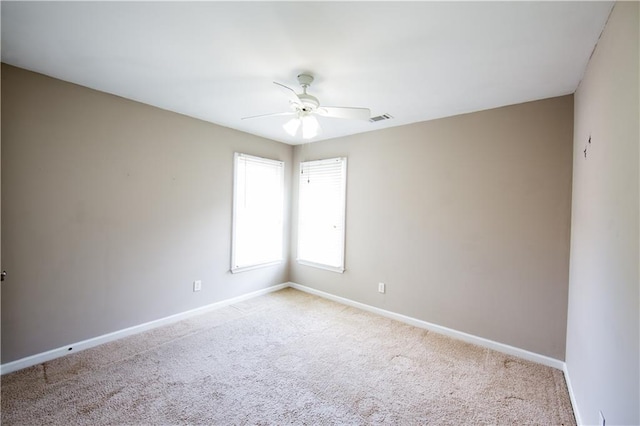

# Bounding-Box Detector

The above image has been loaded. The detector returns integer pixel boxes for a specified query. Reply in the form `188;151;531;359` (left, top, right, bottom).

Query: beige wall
1;65;293;363
1;60;3;364
565;2;639;425
1;61;579;369
291;95;574;360
1;64;575;366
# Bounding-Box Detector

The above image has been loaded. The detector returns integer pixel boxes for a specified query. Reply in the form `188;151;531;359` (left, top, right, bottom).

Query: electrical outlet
378;282;385;294
193;280;202;292
599;411;605;426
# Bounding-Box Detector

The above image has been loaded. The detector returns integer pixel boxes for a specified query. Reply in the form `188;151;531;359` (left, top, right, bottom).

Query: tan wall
565;2;640;425
1;65;293;363
1;63;576;366
291;95;574;360
1;60;3;363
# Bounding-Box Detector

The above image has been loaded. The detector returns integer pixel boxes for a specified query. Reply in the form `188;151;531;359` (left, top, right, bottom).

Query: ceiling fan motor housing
296;74;319;112
298;93;319;112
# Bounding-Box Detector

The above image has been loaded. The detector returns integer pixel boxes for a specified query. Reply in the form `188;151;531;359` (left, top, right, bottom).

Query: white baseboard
288;282;566;371
563;363;582;425
0;282;289;375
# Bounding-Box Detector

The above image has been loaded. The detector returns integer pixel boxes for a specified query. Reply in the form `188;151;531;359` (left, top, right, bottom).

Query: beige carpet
1;288;575;425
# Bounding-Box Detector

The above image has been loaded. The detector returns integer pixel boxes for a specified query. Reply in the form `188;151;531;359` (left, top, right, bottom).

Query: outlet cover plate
378;282;385;293
193;280;202;292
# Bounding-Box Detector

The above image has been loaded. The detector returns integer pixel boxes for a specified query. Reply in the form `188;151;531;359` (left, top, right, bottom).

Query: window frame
231;152;285;274
296;157;348;273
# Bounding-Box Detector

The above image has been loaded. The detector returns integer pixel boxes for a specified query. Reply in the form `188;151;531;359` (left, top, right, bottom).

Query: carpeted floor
1;288;575;425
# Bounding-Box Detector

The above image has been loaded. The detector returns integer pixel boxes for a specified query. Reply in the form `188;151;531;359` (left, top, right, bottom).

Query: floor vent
369;113;393;123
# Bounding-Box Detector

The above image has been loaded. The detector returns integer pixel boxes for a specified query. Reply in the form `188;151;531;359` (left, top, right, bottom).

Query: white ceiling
1;1;613;145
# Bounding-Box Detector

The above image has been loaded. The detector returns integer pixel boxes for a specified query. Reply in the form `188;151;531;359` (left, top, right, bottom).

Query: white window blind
297;157;347;273
231;153;284;273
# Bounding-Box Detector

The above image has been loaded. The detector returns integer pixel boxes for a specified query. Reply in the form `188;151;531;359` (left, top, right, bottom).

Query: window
231;153;284;273
297;157;347;273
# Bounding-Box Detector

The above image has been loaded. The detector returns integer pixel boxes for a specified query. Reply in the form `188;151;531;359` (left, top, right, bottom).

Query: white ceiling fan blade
273;81;303;107
241;111;296;120
316;106;370;120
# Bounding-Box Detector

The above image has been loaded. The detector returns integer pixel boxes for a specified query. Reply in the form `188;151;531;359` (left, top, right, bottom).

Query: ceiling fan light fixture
283;117;301;137
301;114;320;139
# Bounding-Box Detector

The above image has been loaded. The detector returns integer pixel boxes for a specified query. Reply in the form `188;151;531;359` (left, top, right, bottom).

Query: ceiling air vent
369;113;393;123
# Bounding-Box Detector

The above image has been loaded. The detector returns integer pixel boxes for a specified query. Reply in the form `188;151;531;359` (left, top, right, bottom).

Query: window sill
231;260;283;274
296;259;344;274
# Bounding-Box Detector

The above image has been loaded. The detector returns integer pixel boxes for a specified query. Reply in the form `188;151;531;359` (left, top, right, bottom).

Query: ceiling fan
242;73;371;140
